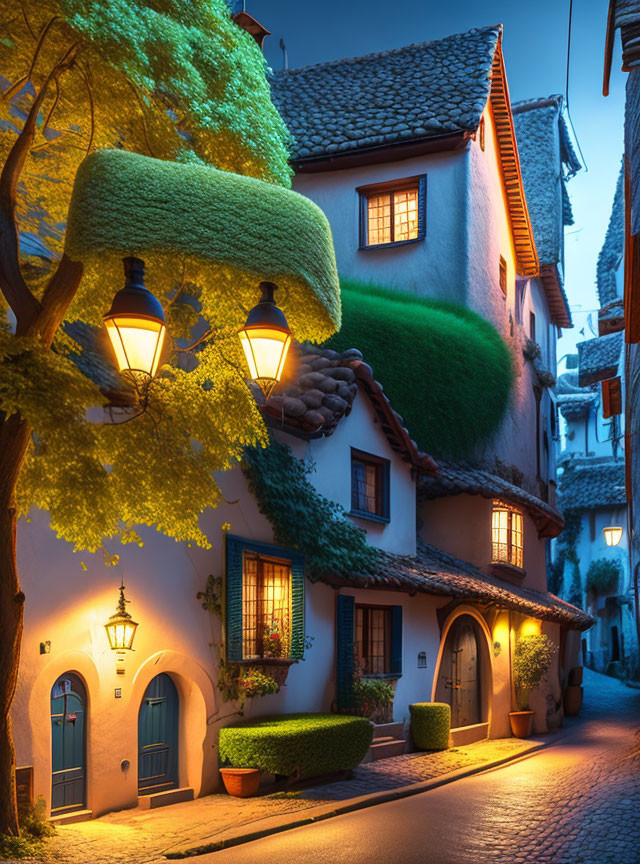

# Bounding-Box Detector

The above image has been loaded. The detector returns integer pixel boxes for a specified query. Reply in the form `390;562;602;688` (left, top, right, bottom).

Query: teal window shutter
390;605;403;676
289;552;305;660
225;535;244;661
336;594;355;710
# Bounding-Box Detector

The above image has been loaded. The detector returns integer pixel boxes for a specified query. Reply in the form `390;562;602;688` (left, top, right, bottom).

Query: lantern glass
238;327;291;387
105;616;138;651
105;315;166;379
603;526;623;547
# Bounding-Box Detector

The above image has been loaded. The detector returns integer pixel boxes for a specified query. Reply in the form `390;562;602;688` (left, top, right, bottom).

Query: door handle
444;679;461;690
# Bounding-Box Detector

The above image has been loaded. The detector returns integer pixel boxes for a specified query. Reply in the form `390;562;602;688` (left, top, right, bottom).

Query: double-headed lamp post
104;257;166;382
238;281;292;400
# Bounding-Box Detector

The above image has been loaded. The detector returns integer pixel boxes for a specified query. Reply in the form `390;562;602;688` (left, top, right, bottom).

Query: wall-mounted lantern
238;281;291;399
105;582;138;673
603;526;623;547
104;257;166;381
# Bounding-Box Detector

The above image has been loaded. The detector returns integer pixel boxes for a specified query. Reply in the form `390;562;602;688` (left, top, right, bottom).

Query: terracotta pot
568;666;583;686
220;767;261;798
509;710;534;738
564;685;583;716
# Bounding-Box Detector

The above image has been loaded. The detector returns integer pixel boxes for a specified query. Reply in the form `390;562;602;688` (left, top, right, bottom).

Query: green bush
352;677;395;719
219;713;373;778
586;558;621;595
0;797;55;859
512;634;557;710
409;702;451;750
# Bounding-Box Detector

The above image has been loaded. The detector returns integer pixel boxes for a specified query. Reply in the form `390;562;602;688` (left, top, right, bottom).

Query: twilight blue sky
252;0;626;356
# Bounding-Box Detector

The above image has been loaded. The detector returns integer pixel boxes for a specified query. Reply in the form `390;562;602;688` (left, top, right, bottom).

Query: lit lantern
104;257;166;379
238;281;292;399
105;582;138;652
603;526;623;547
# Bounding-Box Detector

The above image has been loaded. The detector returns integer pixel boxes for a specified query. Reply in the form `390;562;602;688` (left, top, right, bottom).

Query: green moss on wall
325;280;513;459
243;438;380;581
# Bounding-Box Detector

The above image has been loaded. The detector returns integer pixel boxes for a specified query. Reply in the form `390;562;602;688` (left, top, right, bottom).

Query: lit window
499;256;508;296
242;553;292;659
351;449;390;521
358;176;426;248
355;605;391;675
491;501;524;569
478;116;486;151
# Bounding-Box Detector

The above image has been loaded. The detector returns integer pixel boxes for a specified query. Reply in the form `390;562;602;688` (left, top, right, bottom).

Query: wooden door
138;673;179;794
51;674;86;814
452;620;481;728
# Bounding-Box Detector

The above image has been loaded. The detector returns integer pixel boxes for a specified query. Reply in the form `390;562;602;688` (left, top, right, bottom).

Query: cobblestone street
201;669;640;864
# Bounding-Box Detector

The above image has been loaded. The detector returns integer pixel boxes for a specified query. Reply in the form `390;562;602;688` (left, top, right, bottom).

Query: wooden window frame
478;116;486;151
242;551;292;660
350;448;390;523
354;603;392;676
357;175;427;250
529;310;536;342
491;500;524;571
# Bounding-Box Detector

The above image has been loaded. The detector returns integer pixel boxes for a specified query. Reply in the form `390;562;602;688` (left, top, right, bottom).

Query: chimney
231;2;271;51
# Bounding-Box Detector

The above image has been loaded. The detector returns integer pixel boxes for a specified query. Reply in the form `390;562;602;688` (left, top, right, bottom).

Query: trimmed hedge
218;713;373;778
409;702;451;750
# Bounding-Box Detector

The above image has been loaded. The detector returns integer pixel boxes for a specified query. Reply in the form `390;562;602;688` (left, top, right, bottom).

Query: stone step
50;809;92;826
372;721;405;740
368;738;407;761
372;735;395;744
138;787;194;810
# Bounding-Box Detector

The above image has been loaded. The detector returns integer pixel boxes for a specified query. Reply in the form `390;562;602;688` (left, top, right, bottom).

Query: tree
0;0;339;835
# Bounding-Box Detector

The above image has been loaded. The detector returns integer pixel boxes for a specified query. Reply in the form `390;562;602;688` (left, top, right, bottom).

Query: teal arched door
138;673;179;794
51;673;86;814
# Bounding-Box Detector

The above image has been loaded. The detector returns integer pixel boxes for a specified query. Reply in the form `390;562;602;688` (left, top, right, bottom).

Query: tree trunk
0;414;32;836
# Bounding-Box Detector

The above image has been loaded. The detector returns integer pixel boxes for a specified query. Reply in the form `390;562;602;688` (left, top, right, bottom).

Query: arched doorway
138;673;179;794
435;615;484;728
51;673;86;814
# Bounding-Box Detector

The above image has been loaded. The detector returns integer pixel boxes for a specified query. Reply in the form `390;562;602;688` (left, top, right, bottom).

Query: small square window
351;449;390;522
491;501;524;569
499;256;508;296
358;176;426;249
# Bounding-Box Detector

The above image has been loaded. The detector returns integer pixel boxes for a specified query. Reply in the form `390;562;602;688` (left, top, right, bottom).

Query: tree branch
32;253;83;346
0;40;80;334
174;328;214;353
127;81;156;157
77;64;95;154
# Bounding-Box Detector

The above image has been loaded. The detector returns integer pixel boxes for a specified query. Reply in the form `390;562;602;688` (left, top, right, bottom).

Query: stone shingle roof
558;457;627;511
557;391;598;421
512;95;580;267
577;331;624;386
270;25;501;162
597;164;625;308
418;460;564;539
325;540;592;630
264;343;437;474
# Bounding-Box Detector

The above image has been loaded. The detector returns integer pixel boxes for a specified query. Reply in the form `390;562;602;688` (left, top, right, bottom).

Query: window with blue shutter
225;535;305;662
353;603;403;677
336;594;355;711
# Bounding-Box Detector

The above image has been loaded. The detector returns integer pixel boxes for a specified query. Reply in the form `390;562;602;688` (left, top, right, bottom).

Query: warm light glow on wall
603;526;623;547
520;618;541;638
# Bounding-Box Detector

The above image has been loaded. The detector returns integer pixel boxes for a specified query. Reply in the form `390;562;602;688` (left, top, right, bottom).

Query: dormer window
357;176;426;249
351;449;390;522
491;500;523;569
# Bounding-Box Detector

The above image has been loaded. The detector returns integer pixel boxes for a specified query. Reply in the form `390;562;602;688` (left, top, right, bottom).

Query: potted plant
510;633;557;738
219;767;261;798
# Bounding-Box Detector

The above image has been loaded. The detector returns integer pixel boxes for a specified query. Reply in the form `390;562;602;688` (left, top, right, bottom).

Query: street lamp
105;581;138;672
104;257;166;381
238;281;291;399
603;526;624;547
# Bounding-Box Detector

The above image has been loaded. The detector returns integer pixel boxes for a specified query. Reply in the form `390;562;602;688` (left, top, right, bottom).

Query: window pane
352;459;378;513
261;560;292;657
511;511;523;568
356;605;390;675
492;506;509;563
242;555;258;658
393;189;419;242
367;194;392;245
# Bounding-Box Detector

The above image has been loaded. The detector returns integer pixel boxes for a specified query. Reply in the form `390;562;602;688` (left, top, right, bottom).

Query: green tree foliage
548;508;582;601
586;558;621;596
512;633;557;710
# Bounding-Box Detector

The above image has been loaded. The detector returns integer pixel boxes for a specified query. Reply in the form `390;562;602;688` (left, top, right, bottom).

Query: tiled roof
558;457;627;511
577;331;624;386
264;343;437;474
270;26;501;162
512;95;580;267
324;540;592;630
558;392;598;421
418;460;564;538
596;164;625;307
